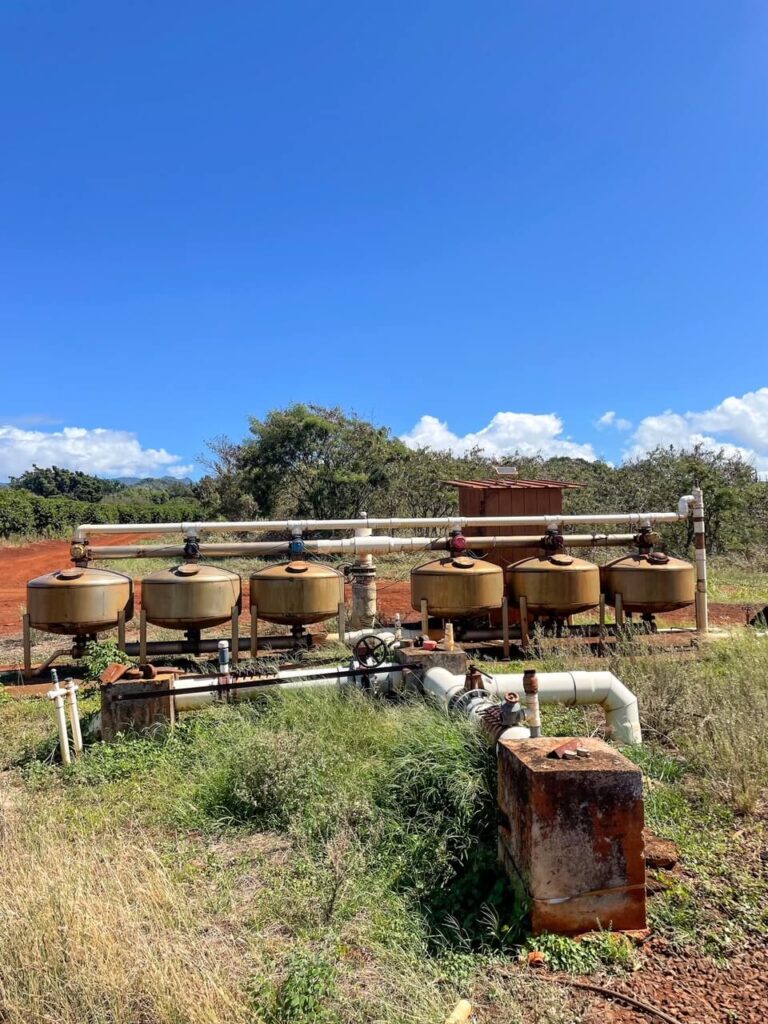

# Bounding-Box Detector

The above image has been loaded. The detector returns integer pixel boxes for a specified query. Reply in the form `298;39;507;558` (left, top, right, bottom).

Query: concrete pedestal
101;677;176;741
497;736;646;934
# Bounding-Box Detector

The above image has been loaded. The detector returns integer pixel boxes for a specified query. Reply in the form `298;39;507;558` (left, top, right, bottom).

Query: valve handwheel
353;634;389;667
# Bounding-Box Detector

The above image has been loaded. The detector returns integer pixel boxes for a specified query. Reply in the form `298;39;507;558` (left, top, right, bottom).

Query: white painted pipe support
47;683;72;765
64;679;84;756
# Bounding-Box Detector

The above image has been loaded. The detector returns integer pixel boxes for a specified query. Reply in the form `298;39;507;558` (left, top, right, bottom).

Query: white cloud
0;425;193;480
625;387;768;473
596;410;632;431
401;412;598;461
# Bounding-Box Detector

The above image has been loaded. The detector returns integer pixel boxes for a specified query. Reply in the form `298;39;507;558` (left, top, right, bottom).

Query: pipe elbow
678;494;694;517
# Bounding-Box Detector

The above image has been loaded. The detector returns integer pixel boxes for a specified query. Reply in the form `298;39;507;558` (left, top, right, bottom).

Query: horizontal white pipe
86;532;647;560
423;667;641;745
73;509;688;541
173;673;349;711
172;662;404;711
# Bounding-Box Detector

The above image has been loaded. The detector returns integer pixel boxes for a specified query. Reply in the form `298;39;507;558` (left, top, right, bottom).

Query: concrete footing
497;736;646;934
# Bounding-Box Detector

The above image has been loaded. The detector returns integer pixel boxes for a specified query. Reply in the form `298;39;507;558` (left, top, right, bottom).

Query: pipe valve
541;525;566;552
448;529;467;556
70;541;89;564
183;536;201;560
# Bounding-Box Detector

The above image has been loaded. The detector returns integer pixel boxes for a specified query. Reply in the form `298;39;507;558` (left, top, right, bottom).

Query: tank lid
176;563;200;576
452;556;475;570
412;556;502;577
28;567;132;587
144;563;240;584
251;560;343;580
508;555;598;573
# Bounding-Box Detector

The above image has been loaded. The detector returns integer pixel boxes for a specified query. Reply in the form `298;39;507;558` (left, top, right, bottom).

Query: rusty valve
70;541;89;564
464;663;486;693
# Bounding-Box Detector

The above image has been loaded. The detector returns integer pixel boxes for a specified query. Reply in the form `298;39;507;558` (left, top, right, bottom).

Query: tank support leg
250;605;258;657
231;607;239;666
598;595;606;632
22;613;32;677
337;602;346;645
501;596;510;660
615;593;624;628
420;598;429;636
139;609;147;664
117;610;126;652
519;596;529;649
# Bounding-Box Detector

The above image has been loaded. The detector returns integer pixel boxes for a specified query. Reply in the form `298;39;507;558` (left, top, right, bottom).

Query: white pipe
692;487;708;633
83;533;656;560
171;662;404;711
64;680;84;757
423;667;641;745
73;508;689;541
47;684;72;765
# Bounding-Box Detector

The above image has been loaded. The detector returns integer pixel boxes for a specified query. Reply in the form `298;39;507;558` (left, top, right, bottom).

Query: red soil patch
0;535;154;637
0;538;758;638
581;942;768;1023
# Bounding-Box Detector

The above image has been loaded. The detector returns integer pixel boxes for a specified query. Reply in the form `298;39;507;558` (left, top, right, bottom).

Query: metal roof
442;478;584;490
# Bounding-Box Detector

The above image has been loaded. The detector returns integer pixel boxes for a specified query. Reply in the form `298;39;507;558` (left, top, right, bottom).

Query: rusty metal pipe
120;635;304;656
85;533;638;561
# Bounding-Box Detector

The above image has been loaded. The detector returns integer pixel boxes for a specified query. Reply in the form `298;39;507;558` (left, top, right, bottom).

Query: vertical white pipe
692;487;708;633
48;683;71;765
64;679;84;757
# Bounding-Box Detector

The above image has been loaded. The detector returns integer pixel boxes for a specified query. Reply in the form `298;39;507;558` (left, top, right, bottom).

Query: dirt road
0;535;151;637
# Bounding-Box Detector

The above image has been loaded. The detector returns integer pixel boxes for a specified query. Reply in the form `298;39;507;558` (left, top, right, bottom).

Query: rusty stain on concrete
497;736;646;934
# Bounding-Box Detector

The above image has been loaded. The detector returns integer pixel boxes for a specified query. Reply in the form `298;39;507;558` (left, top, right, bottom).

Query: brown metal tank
250;560;345;626
141;564;241;629
410;556;504;618
27;567;134;636
600;552;695;613
507;554;600;616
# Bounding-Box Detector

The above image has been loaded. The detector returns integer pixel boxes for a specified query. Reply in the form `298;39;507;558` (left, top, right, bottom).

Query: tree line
198;404;768;556
0;466;202;539
2;406;766;554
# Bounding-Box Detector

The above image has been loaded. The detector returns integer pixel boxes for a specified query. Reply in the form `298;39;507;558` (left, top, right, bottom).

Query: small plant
82;639;134;681
255;950;338;1023
521;931;635;974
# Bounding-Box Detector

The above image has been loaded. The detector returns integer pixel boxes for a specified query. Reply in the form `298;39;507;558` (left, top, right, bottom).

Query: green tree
10;465;124;503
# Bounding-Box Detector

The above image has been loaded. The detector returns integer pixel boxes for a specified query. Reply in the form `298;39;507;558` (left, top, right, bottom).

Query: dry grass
0;787;253;1024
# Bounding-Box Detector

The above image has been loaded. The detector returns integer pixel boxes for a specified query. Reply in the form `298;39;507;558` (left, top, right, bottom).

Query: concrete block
497;736;645;934
101;677;176;740
395;646;469;676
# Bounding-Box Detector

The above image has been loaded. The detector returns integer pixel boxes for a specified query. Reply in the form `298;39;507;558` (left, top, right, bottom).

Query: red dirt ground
0;538;758;638
0;535;159;637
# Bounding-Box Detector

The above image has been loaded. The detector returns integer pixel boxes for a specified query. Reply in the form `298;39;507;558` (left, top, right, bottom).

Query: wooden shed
443;477;584;567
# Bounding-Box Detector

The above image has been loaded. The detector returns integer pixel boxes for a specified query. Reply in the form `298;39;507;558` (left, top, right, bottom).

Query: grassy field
1;628;767;1023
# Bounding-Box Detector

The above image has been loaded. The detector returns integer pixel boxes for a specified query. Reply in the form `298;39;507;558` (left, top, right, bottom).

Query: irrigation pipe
551;977;685;1024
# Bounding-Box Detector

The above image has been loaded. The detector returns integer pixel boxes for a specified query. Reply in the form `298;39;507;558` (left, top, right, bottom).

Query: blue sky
2;1;768;478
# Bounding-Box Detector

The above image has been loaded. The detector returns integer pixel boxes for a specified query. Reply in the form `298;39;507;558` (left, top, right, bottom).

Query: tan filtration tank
601;552;695;613
250;560;345;626
27;567;134;636
141;564;242;630
411;556;504;618
507;554;600;616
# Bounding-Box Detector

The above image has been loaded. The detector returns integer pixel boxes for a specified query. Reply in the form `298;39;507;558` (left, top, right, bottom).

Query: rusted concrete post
101;678;176;741
349;566;377;629
497;736;646;934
